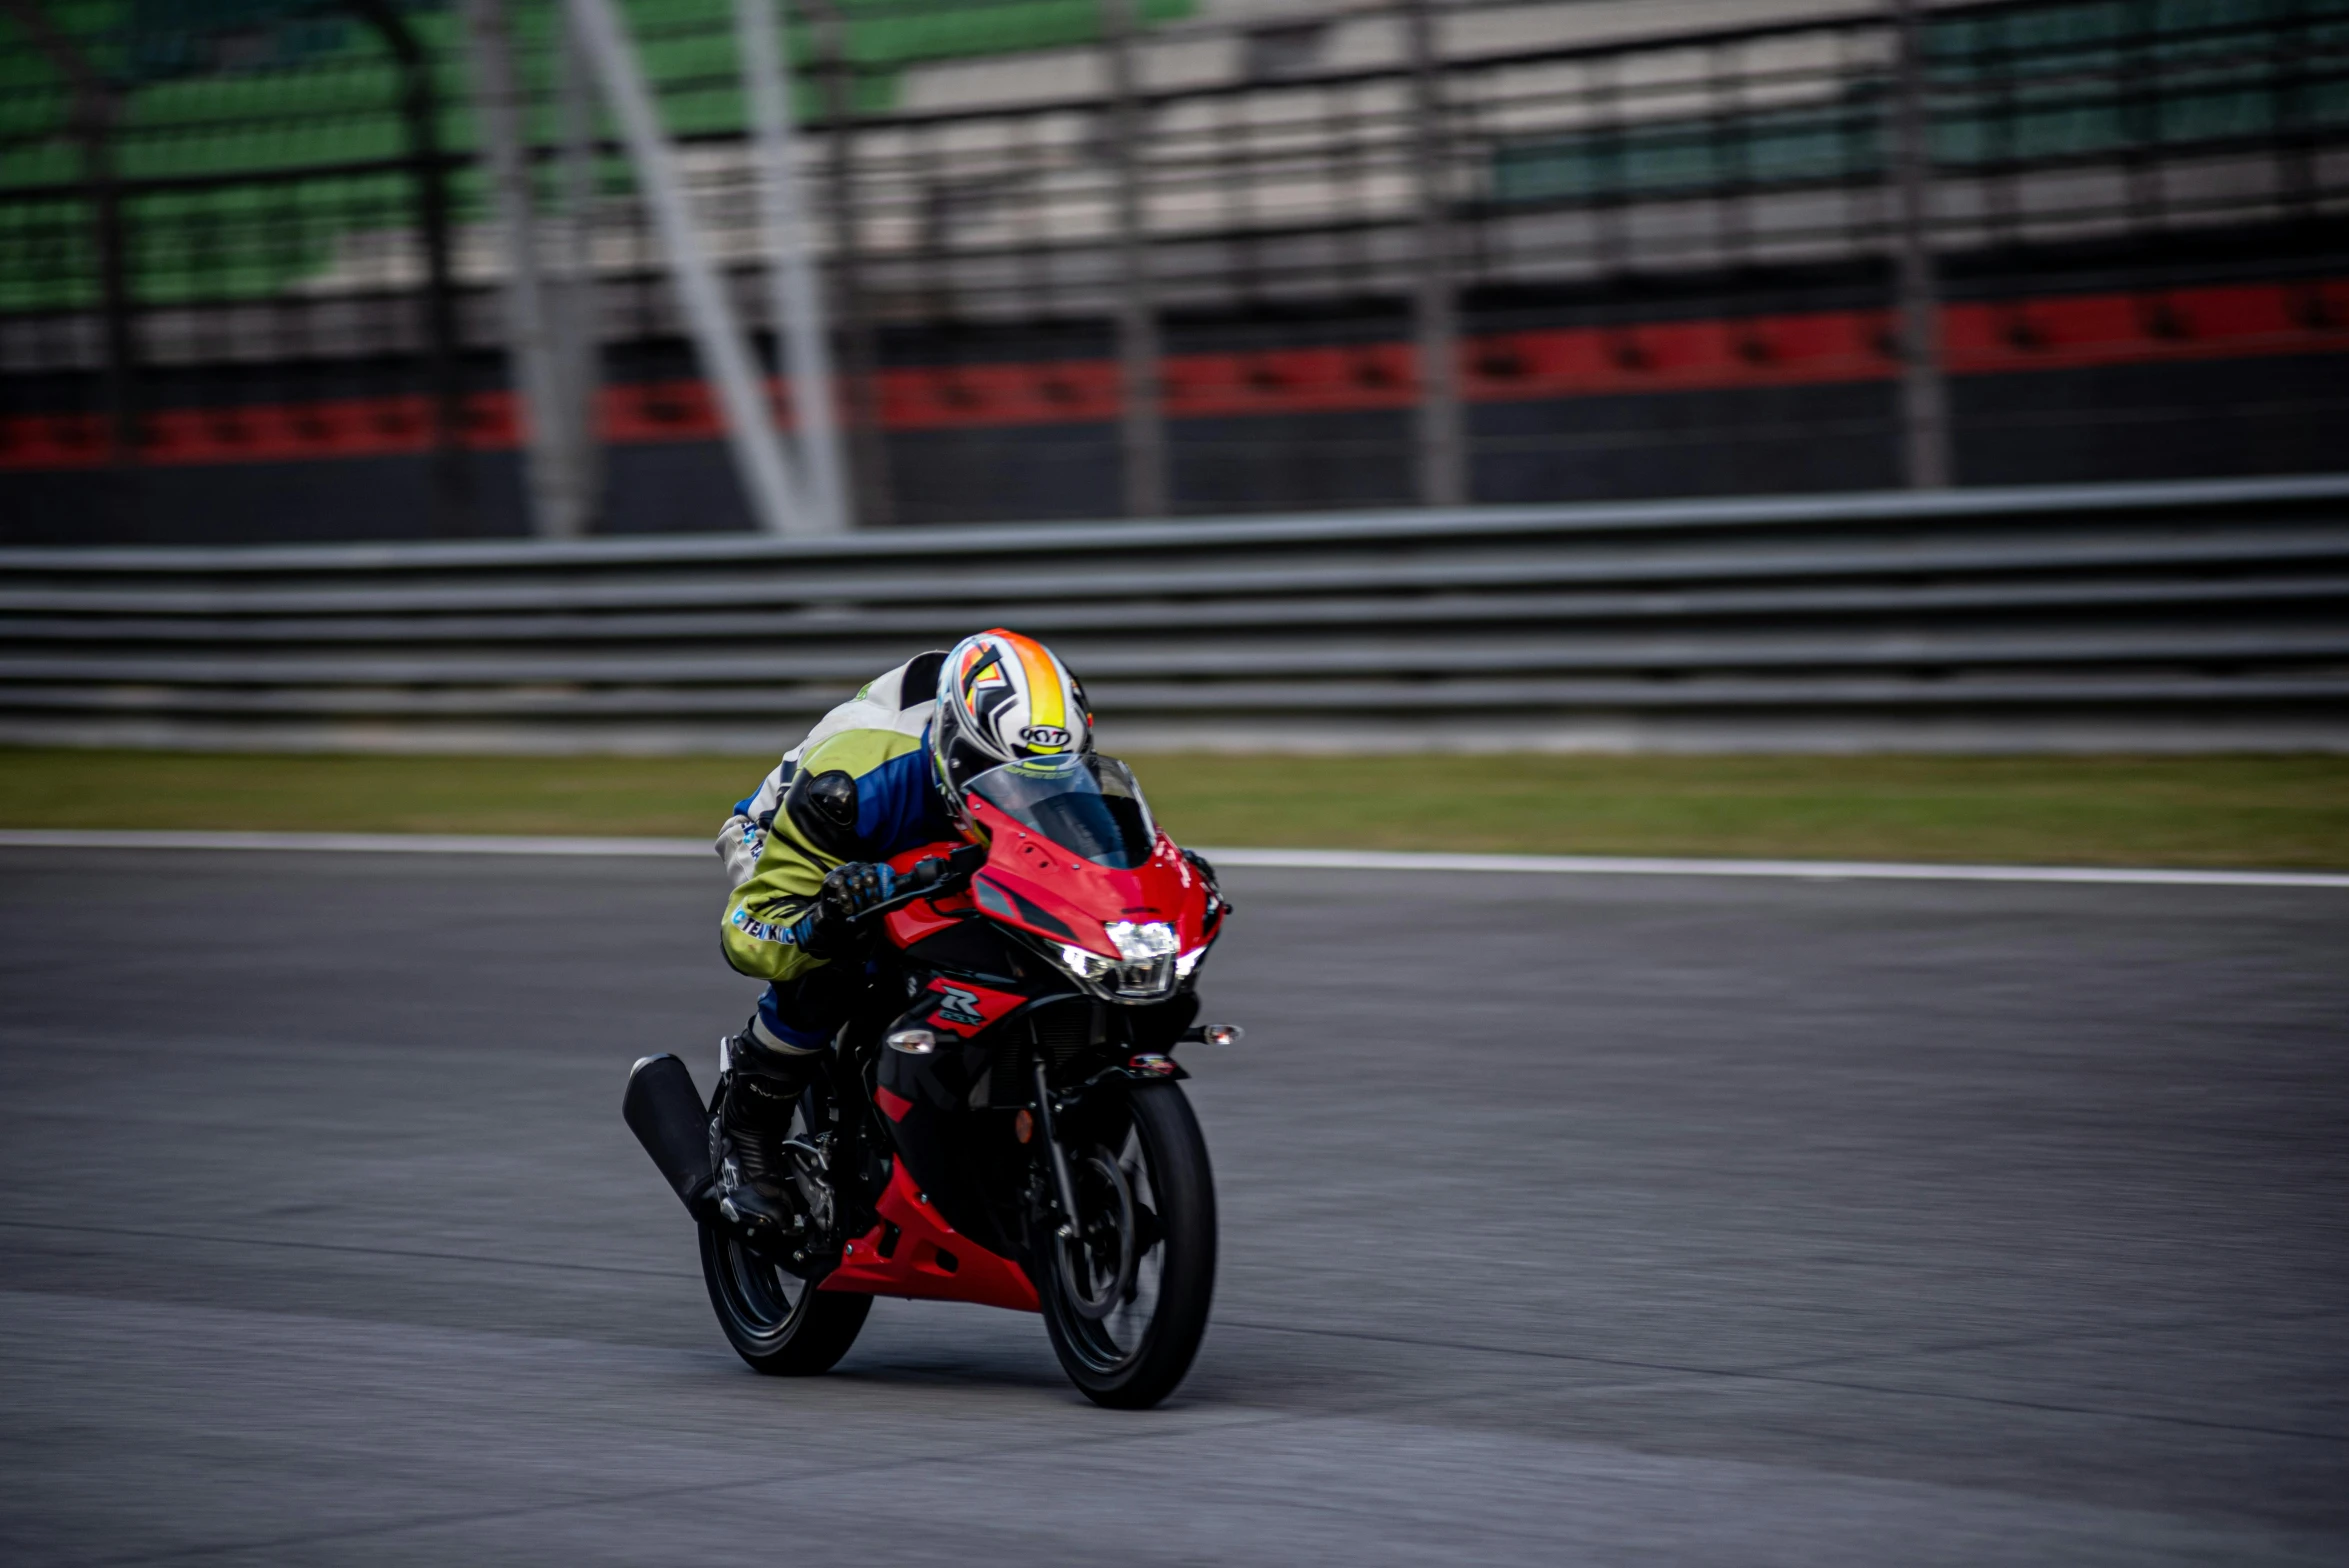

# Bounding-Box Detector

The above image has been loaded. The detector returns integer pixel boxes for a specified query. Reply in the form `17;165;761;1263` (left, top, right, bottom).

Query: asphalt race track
2;847;2345;1566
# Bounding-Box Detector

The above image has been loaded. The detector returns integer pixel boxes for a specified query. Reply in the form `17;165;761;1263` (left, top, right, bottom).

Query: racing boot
713;1025;822;1238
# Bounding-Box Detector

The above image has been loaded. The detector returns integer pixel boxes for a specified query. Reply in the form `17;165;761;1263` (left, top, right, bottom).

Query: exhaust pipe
624;1053;715;1220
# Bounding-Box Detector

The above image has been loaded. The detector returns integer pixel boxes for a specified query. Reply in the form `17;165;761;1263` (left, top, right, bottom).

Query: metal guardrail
2;475;2345;754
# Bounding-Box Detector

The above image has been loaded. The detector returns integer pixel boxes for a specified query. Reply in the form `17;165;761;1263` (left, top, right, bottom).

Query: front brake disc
1061;1149;1137;1321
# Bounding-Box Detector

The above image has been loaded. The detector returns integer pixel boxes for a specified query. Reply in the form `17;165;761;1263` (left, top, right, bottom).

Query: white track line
0;829;697;857
1;828;2344;889
1197;846;2349;890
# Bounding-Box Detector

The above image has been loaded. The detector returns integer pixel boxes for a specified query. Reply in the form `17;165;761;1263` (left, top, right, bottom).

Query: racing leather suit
716;650;960;1053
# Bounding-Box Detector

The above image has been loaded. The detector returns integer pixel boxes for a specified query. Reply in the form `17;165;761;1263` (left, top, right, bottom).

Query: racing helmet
931;629;1095;825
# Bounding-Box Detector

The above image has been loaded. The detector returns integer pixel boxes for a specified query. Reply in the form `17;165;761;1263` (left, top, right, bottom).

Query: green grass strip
3;749;2345;870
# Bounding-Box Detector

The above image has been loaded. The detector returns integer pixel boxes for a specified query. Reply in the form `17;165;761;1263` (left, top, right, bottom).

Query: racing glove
783;860;899;959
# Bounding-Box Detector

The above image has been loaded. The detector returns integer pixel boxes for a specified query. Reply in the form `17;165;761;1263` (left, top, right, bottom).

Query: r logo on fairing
933;984;985;1027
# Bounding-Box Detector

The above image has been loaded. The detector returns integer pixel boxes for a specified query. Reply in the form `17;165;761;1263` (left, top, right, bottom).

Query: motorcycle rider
708;629;1095;1235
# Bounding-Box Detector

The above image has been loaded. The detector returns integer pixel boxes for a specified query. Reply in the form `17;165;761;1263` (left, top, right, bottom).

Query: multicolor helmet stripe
933;629;1093;799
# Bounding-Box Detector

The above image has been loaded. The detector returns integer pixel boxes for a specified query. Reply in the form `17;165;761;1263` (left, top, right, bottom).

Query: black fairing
903;914;1030;986
864;918;1204;1262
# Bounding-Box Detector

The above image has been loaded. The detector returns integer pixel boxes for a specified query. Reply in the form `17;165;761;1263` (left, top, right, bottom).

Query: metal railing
3;474;2344;752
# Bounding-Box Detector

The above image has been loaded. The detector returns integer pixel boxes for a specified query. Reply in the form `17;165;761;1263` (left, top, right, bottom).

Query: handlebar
866;842;989;918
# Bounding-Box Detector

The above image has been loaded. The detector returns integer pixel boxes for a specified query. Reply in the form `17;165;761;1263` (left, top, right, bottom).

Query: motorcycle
624;751;1240;1409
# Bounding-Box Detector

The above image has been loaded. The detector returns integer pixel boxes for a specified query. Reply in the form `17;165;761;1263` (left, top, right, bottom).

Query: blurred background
1;0;2343;544
0;0;2345;803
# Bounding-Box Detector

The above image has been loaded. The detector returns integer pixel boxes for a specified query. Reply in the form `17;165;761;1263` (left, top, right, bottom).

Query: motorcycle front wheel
1038;1081;1218;1409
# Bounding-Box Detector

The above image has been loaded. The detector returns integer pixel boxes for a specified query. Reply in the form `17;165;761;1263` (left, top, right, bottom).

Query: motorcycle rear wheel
1038;1081;1218;1409
700;1224;873;1375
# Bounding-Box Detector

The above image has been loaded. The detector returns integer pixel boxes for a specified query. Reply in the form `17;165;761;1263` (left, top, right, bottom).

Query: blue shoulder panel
854;742;955;857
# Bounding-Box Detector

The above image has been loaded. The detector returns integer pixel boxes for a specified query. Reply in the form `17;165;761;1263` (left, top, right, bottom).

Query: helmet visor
965;753;1157;869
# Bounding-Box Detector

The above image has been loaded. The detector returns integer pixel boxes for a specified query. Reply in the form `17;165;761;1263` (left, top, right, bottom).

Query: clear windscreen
966;753;1158;869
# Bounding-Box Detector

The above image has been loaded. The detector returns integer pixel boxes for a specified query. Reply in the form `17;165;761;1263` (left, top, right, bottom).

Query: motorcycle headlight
1104;921;1178;962
1047;921;1182;1002
1056;943;1120;982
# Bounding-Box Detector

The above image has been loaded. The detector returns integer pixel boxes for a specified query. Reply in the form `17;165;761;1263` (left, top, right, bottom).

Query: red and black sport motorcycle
625;752;1239;1409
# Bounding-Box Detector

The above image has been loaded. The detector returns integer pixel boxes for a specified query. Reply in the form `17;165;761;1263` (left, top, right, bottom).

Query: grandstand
1;0;2345;542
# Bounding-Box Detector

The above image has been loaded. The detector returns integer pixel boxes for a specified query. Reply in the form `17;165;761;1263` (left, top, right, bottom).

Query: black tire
699;1223;873;1375
1038;1081;1217;1409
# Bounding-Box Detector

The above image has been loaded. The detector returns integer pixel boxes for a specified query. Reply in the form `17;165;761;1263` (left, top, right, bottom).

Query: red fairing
818;1161;1041;1313
881;840;978;946
961;797;1213;958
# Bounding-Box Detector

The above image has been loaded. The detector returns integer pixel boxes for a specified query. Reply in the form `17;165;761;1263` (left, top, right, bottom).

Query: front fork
1032;1059;1085;1241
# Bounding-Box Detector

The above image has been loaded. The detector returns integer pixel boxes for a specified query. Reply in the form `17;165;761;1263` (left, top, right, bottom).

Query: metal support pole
350;0;470;530
1404;0;1466;508
569;0;813;536
1105;0;1166;519
2280;0;2317;225
816;3;894;528
86;101;133;470
5;2;134;467
554;4;604;525
737;0;848;532
1889;0;1952;489
462;0;590;537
